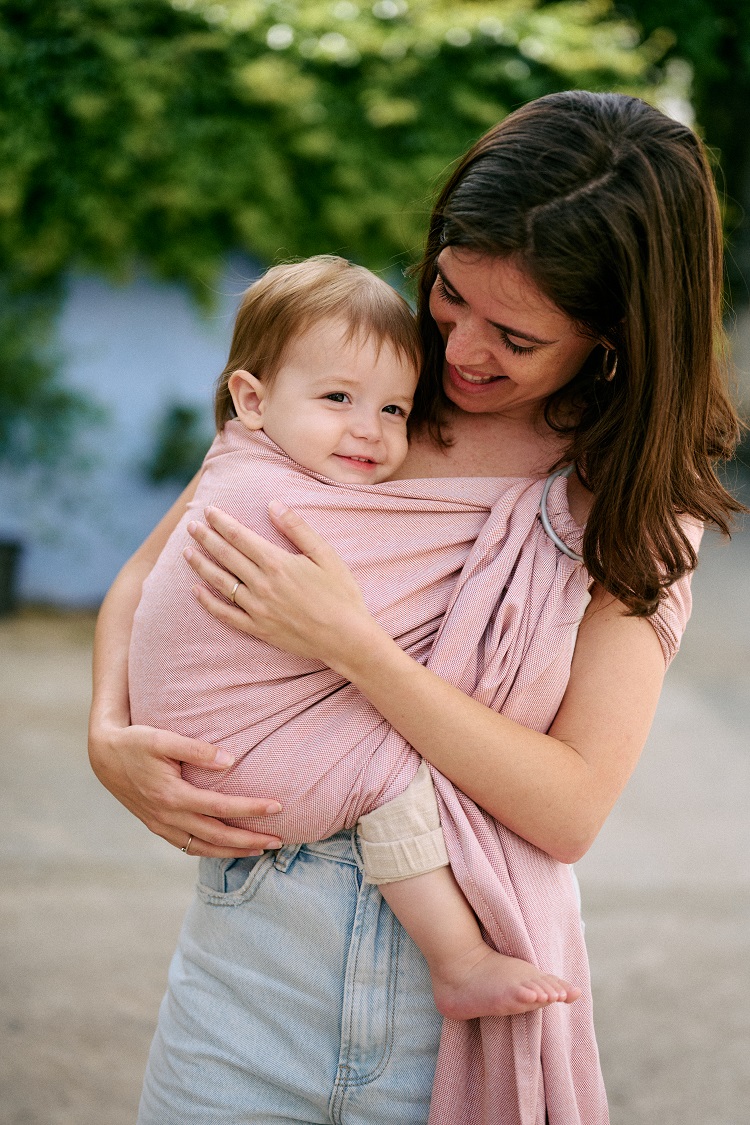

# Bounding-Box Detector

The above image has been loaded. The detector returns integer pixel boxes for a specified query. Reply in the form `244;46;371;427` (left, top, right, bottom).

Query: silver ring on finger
229;580;242;605
181;834;194;855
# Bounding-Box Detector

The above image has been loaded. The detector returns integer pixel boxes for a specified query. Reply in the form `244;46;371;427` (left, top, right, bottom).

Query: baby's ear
228;369;265;430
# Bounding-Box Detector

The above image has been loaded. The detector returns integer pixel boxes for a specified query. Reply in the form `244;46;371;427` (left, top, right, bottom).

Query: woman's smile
446;363;509;392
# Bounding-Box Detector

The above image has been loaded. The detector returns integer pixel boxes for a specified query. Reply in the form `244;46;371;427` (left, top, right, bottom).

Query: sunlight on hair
655;59;696;128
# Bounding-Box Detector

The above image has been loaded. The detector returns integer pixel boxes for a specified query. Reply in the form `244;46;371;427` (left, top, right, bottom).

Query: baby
129;255;579;1019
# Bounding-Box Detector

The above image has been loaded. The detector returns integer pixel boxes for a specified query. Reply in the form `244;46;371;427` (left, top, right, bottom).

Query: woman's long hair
413;90;744;617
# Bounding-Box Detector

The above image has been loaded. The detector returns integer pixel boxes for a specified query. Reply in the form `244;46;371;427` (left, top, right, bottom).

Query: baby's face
257;317;418;484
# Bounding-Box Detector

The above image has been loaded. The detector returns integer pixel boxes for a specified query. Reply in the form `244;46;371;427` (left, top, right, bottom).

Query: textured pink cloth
129;421;695;1125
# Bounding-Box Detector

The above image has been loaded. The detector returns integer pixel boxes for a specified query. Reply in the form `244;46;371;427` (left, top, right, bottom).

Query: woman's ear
228;369;265;430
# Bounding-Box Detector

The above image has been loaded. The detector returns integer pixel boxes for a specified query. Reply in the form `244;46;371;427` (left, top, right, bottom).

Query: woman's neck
397;409;570;482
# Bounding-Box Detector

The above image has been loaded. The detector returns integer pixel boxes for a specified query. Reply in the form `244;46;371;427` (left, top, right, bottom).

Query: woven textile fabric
129;421;694;1125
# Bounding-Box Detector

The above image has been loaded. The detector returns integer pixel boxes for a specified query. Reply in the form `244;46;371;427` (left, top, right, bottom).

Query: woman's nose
443;316;489;367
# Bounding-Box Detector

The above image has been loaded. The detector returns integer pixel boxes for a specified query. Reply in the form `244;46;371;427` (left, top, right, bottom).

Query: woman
89;92;741;1125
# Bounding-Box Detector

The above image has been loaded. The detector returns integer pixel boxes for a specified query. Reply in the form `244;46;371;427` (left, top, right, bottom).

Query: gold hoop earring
601;348;618;382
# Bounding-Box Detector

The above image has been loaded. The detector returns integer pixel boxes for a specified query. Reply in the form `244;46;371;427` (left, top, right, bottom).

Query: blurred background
0;1;748;1123
1;0;750;598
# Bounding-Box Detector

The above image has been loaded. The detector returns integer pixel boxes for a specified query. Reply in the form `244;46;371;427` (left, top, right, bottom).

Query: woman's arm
184;504;666;864
88;475;283;857
334;584;665;864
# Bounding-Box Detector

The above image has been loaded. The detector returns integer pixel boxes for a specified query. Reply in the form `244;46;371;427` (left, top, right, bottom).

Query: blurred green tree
0;0;667;466
143;401;214;484
613;0;750;296
0;288;100;468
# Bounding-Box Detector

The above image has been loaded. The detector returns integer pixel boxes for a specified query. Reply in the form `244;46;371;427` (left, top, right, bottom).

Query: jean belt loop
273;844;302;872
349;826;365;874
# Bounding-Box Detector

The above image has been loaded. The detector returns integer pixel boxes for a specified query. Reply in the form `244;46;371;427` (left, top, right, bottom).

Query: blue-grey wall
0;259;258;606
2;262;748;608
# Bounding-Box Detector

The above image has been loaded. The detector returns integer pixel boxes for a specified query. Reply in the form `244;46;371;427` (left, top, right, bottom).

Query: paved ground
1;517;748;1124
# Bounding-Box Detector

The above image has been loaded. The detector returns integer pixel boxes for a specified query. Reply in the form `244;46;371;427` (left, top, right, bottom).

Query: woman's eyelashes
434;276;537;357
500;334;536;357
435;276;464;307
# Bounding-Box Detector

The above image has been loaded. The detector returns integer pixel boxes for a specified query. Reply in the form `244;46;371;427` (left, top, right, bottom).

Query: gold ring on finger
181;834;194;854
229;580;241;605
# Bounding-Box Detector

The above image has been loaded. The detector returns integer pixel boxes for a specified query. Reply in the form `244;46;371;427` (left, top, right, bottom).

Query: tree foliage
0;0;667;463
614;0;750;293
143;401;214;484
0;286;102;467
0;0;668;288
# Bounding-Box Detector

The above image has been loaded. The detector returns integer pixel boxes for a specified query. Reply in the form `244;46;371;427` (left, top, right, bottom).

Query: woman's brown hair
413;90;744;616
215;255;421;429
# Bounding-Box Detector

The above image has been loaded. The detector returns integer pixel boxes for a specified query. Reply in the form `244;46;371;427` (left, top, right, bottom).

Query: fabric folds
130;422;695;1125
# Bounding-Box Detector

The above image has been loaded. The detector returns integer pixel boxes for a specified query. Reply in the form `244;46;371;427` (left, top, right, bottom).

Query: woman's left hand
184;503;378;671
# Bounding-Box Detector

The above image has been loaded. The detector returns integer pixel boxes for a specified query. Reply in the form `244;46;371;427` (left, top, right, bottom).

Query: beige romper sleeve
357;761;450;885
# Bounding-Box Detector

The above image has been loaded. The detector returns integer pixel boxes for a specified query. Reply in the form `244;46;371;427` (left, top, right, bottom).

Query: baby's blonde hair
215;255;421;429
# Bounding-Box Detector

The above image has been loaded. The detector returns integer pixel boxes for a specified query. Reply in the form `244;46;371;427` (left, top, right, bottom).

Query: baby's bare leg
379;866;581;1020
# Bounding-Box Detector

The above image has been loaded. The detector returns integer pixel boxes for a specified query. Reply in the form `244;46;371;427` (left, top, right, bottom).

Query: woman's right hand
88;713;284;859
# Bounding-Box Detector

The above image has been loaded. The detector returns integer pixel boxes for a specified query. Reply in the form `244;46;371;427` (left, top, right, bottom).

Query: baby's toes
515;979;553;1005
538;975;568;1001
515;980;545;1003
560;979;582;1004
544;975;581;1003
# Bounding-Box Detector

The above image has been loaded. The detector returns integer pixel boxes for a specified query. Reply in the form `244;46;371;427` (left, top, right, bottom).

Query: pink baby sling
129;421;694;1125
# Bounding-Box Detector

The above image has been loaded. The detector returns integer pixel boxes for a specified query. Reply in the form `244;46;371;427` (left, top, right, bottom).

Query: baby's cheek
381;435;409;482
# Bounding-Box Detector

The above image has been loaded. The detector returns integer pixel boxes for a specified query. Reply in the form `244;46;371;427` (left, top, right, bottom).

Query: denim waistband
275;827;364;873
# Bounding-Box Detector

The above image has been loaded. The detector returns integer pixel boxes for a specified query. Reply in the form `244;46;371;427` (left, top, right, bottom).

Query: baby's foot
430;942;582;1020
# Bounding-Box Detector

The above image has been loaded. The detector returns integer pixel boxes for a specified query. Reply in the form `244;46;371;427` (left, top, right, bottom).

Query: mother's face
429;248;598;421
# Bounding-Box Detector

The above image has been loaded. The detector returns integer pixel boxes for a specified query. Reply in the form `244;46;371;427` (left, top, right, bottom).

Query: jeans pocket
197;853;271;904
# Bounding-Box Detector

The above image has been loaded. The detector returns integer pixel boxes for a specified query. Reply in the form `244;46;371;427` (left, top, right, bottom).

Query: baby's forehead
267;324;417;404
312;317;415;357
285;319;417;367
341;328;420;380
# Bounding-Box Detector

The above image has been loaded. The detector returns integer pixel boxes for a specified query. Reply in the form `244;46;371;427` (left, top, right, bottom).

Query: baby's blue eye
325;393;348;403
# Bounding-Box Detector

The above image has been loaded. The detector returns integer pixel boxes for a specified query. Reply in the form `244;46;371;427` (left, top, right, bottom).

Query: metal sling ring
539;464;584;563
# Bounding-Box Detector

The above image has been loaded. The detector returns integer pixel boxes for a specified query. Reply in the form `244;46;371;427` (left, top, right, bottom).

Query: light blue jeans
138;830;443;1124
